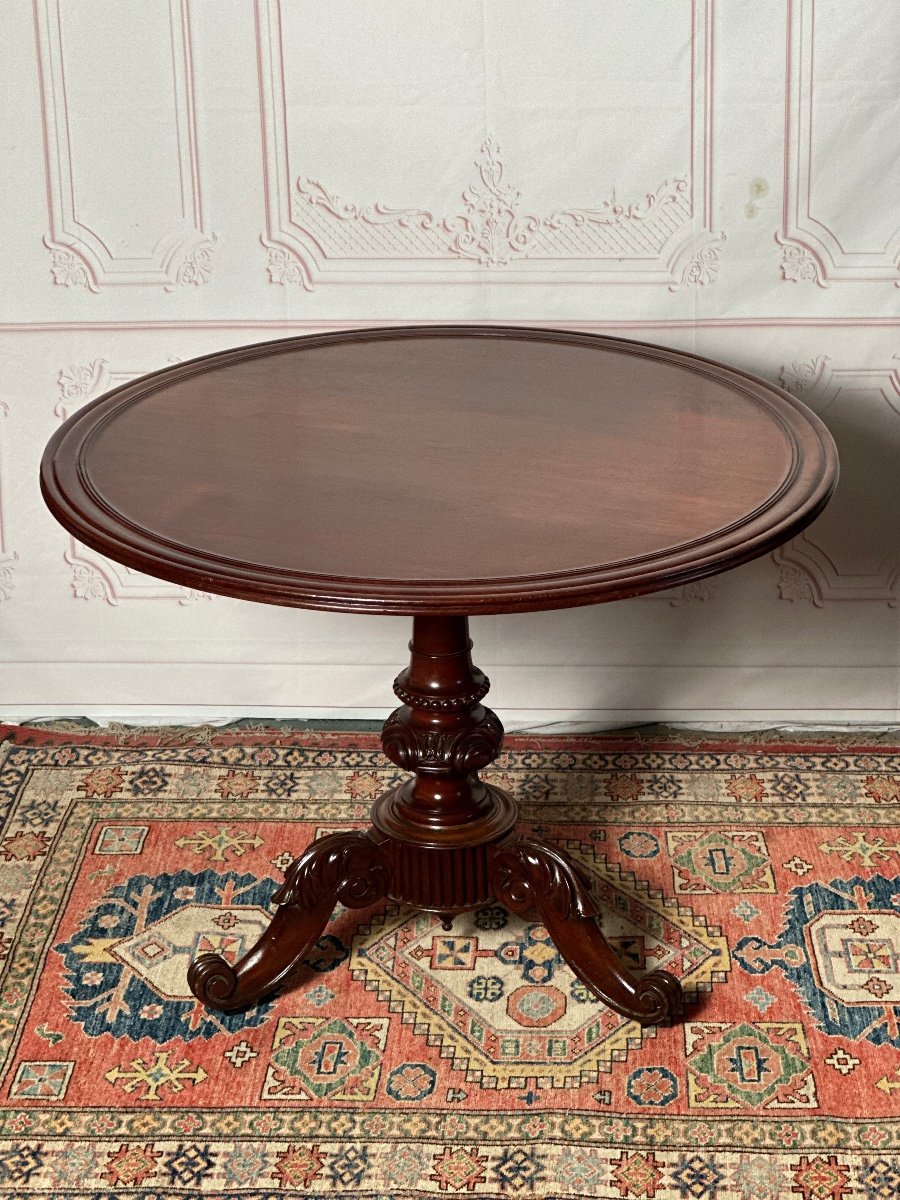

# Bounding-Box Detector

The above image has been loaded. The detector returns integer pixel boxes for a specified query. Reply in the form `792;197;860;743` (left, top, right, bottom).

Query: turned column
371;616;517;916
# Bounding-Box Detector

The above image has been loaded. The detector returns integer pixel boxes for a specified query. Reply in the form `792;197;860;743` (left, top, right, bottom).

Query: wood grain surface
41;326;838;615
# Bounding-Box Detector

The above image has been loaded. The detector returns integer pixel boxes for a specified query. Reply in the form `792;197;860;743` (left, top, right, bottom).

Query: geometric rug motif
734;873;900;1047
54;868;277;1041
1;722;899;1198
351;842;728;1087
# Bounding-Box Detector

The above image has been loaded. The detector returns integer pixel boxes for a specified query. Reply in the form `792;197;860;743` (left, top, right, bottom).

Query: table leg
491;838;683;1025
187;831;389;1011
188;614;683;1026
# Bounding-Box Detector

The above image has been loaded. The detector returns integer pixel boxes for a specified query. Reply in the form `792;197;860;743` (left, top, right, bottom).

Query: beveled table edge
40;325;839;616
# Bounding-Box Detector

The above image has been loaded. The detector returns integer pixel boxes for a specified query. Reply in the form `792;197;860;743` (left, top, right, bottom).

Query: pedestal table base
188;616;683;1027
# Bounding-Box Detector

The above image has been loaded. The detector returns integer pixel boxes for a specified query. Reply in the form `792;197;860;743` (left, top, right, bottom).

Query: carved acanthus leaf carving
272;832;390;911
673;234;726;290
45;241;96;292
263;239;312;288
776;562;822;607
440;138;539;266
382;709;503;774
547;177;688;230
778;356;830;397
776;233;828;287
166;235;219;291
669;580;718;606
0;554;19;601
492;838;598;922
69;562;112;603
298;178;434;230
56;361;107;419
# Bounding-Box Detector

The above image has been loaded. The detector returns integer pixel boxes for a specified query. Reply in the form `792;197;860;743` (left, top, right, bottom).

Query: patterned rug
0;722;898;1198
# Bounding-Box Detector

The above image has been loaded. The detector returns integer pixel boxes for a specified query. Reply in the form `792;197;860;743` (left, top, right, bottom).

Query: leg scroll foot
188;830;390;1012
491;837;683;1026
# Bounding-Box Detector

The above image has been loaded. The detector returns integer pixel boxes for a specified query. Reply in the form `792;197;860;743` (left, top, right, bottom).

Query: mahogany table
41;326;838;1027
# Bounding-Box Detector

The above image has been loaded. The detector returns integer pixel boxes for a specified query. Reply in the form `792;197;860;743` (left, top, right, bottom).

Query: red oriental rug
0;722;898;1198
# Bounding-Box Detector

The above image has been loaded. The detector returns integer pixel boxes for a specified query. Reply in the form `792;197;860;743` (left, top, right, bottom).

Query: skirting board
1;662;896;729
1;710;899;734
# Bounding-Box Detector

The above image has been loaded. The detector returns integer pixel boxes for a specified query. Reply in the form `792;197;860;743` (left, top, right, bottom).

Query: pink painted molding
34;0;217;291
55;359;214;604
778;0;900;286
774;356;900;605
6;318;900;333
256;0;722;290
0;401;17;601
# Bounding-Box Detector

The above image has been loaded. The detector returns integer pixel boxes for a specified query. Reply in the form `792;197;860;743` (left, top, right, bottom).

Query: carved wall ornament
275;141;720;288
642;580;719;606
775;234;827;288
35;0;217;291
778;356;830;397
675;236;726;290
44;235;219;295
776;562;822;607
55;361;108;419
288;146;726;292
670;580;719;606
263;243;309;288
56;359;179;421
0;555;18;603
182;590;215;604
68;559;111;603
166;236;219;292
773;357;900;606
780;0;900;285
257;0;719;289
45;241;95;291
64;546;213;606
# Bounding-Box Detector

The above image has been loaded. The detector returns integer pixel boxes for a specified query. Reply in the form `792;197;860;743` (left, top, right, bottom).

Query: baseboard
1;663;896;728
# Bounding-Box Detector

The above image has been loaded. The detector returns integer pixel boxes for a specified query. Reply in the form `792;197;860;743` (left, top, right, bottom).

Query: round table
40;325;838;1026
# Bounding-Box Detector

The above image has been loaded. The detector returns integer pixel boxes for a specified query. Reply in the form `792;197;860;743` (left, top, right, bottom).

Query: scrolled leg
491;837;683;1026
188;830;390;1011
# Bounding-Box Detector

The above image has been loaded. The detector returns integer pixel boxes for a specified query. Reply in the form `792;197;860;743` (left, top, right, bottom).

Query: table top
41;326;838;616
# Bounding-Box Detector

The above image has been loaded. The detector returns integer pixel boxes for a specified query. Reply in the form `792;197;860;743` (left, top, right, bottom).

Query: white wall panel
0;402;17;601
0;1;897;725
775;358;900;604
779;0;900;285
258;0;720;289
34;0;217;291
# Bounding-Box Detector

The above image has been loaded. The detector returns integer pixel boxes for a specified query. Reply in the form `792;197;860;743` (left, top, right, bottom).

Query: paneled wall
1;1;897;726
